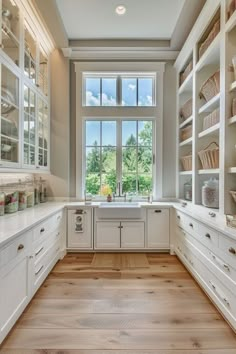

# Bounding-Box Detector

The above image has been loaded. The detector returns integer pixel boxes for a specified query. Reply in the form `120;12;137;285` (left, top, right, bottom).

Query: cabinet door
121;222;145;248
37;98;49;169
0;254;29;342
147;209;170;248
67;209;93;249
96;222;120;249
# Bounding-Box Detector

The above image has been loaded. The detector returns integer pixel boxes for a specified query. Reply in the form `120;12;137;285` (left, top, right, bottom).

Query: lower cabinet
147;208;170;248
95;221;145;249
67;208;93;249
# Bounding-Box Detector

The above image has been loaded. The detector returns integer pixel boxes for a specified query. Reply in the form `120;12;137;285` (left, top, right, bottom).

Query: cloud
86;91;116;106
138;95;153;106
128;84;136;91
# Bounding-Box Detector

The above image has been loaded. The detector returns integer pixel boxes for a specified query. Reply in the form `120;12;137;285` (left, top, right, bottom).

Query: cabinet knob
17;244;24;251
229;247;236;255
189;223;193;228
155;210;162;213
209;212;216;217
181;202;187;208
205;233;211;239
40;228;45;233
177;215;180;219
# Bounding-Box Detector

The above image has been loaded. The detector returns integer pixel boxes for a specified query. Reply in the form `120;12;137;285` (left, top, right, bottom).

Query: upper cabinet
0;0;53;171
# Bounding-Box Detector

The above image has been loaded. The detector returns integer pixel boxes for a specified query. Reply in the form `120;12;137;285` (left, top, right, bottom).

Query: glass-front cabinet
0;1;51;170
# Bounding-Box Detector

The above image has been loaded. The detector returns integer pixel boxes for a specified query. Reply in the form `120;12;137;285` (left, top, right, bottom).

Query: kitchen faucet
113;182;126;201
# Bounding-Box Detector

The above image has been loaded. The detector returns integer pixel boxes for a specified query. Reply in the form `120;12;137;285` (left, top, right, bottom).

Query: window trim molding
75;61;165;200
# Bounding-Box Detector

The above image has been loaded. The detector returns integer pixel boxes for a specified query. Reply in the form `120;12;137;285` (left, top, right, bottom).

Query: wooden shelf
229;81;236;92
226;10;236;33
228;167;236;173
178;72;193;95
228;115;236;125
195;34;220;73
198;123;220;138
179;137;193;147
179;115;193;129
199;93;220;114
198;169;220;175
179;171;192;176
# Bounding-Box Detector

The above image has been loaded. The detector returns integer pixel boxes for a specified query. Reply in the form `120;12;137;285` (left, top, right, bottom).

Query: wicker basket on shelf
180;60;193;87
230;191;236;203
232;98;236;117
203;108;220;131
180;154;192;171
180;98;193;121
199;70;220;102
198;142;219;169
199;19;220;58
180;125;192;142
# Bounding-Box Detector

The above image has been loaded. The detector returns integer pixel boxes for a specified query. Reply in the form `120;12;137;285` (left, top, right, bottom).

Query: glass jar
0;191;5;216
4;189;19;214
184;180;192;201
39;178;47;203
202;178;219;209
26;183;35;208
34;179;39;205
18;190;27;211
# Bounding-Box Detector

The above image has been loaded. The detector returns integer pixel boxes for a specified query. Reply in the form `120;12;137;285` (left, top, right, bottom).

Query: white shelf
179;171;192;175
179;137;193;147
198;93;220;114
178;72;193;95
198;169;220;175
225;11;236;33
229;81;236;92
228;167;236;173
228;115;236;125
198;123;220;138
195;34;220;73
179;115;193;129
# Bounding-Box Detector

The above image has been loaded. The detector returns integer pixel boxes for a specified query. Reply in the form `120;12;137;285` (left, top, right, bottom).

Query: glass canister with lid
202;178;219;208
26;181;35;208
18;180;27;211
0;191;5;216
4;187;19;214
184;179;192;201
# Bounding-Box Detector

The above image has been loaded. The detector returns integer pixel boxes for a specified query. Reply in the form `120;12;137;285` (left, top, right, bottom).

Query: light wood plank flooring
1;253;236;353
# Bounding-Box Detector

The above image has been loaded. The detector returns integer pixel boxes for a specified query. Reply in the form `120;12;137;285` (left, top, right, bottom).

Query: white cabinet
67;208;93;249
147;208;170;248
95;221;121;249
121;222;145;248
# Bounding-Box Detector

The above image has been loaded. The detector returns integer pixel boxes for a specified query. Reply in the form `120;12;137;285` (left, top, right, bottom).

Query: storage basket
198;142;219;169
180;125;192;142
180;154;192;171
199;19;220;58
180;98;193;121
180;60;193;87
228;0;236;19
232;97;236;117
203;108;220;131
199;71;220;102
230;191;236;203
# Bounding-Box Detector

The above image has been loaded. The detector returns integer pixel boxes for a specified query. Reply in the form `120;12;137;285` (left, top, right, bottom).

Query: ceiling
55;0;186;40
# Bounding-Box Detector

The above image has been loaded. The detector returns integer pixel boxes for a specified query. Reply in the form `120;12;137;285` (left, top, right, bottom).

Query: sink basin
97;202;142;219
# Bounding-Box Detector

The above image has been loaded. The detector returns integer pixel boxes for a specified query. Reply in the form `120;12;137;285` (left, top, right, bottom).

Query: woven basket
180;60;193;87
230;191;236;203
199;19;220;58
180;98;193;121
232;98;236;116
199;71;220;102
228;0;236;19
180;154;192;171
203;108;220;131
180;125;192;142
198;142;219;169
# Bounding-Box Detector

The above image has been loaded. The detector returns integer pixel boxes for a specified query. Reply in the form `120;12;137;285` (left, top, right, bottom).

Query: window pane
102;121;116;146
138;121;152;146
138;175;152;194
122;78;137;106
85;78;100;106
101;172;116;196
86;174;100;195
122;147;137;173
102;78;116;106
102;147;116;173
138;78;153;106
86;121;100;146
122;121;137;146
86;146;100;174
138;147;152;173
122;175;137;194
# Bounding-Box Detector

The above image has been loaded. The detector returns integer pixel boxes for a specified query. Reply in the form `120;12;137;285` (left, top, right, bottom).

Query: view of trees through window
85;120;153;197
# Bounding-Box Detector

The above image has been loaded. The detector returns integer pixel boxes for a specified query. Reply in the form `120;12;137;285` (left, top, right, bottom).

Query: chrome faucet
113;182;126;201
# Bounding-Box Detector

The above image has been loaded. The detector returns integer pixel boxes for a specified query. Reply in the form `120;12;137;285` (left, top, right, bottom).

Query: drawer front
33;211;63;242
34;228;61;263
219;234;236;267
176;212;198;236
0;232;30;268
198;223;219;249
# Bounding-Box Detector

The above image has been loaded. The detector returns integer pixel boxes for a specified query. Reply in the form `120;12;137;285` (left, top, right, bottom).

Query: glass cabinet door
23;85;36;166
1;0;20;66
24;24;36;84
38;98;48;168
0;64;19;164
39;48;48;96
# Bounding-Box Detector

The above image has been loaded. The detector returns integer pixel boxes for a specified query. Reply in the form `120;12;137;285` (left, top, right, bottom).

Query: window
84;119;154;198
84;74;155;107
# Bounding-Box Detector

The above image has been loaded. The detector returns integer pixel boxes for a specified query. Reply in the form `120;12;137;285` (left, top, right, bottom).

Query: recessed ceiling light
116;5;126;15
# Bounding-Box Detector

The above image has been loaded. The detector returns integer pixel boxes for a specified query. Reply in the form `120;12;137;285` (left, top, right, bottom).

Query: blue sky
85;77;153;106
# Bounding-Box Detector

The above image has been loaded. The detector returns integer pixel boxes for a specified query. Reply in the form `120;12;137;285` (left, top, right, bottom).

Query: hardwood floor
1;253;236;353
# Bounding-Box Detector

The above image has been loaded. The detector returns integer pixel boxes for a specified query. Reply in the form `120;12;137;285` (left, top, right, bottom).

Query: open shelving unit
175;0;236;218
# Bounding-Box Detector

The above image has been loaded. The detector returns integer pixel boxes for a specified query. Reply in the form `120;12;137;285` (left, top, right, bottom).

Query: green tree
86;141;100;173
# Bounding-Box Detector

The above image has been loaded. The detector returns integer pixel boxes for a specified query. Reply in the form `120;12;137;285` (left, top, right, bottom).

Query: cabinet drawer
198;223;219;249
33;211;63;242
34;228;61;263
219;234;236;265
176;212;198;236
0;232;30;268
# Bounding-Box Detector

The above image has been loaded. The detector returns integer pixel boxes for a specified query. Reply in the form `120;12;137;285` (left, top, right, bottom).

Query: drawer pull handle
56;232;60;237
223;264;230;271
211;253;230;272
35;247;44;256
155;210;162;213
40;228;45;233
17;244;24;251
205;233;211;239
189;223;193;228
35;265;44;276
209;212;216;217
229;247;236;255
177;215;180;219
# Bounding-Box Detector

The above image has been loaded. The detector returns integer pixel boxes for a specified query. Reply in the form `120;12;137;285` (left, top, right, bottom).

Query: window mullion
117;120;122;195
136;120;139;195
100;121;102;195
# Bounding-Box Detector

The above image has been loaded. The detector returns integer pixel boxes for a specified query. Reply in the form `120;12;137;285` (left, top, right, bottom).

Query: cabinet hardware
40;228;45;233
209;212;216;217
209;281;230;307
17;244;24;251
177;215;180;219
205;233;211;239
35;265;44;275
229;247;236;255
154;210;162;213
36;166;40;169
35;246;44;256
74;210;86;215
211;253;230;272
189;223;193;228
181;202;187;208
118;225;123;229
223;264;230;271
29;255;34;259
56;232;60;237
56;247;60;252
